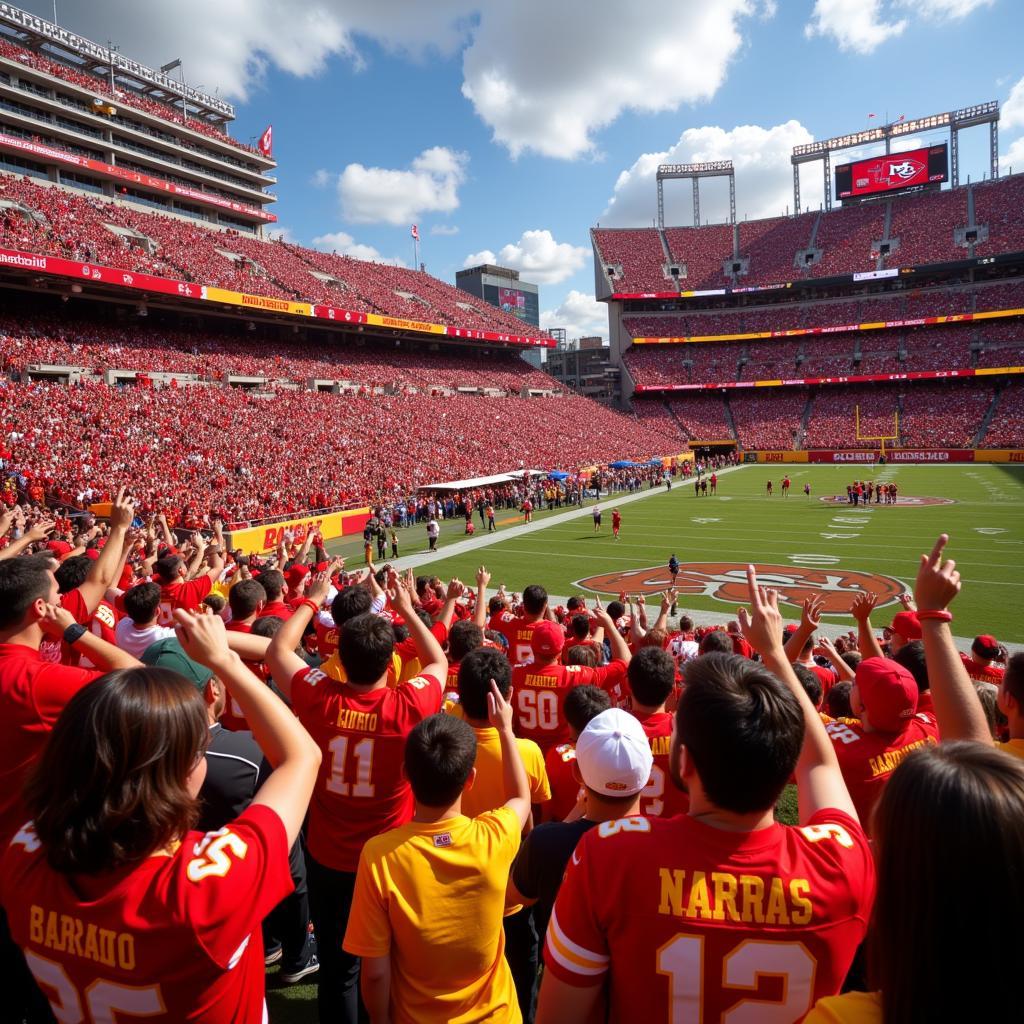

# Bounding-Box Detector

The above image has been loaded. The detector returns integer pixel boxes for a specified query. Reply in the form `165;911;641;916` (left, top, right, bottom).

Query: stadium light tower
656;162;735;229
791;102;1000;213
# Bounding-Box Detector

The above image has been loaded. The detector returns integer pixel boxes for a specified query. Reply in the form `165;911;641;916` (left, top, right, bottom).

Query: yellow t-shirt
343;808;523;1024
805;991;882;1024
996;738;1024;761
461;726;551;820
321;649;402;687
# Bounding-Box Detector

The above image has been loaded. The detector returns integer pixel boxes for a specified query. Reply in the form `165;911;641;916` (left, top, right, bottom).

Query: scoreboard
835;144;948;200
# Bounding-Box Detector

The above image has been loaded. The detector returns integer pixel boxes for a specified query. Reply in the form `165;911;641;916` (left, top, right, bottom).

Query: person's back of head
331;585;372;626
564;685;612;738
154;554;183;584
448;620;484;663
54;554;90;595
825;680;854;720
699;629;732;656
679;615;694;634
999;652;1024;722
404;714;477;808
569;613;590;641
339;612;395;685
228;578;266;621
250;615;284;640
676;653;804;814
566;645;599;668
791;663;823;709
24;667;207;875
870;742;1024;1022
123;581;162;626
606;601;625;622
259;569;285;602
628;647;675;709
457;647;512;721
892;640;929;695
0;557;54;632
522;584;548;616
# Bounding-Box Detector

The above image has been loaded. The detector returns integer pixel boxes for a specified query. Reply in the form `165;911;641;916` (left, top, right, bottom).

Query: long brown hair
870;742;1024;1022
25;668;208;875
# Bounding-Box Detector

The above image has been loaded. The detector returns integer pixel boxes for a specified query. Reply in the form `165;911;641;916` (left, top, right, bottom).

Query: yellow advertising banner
203;286;312;317
365;313;447;334
974;449;1024;463
751;451;810;463
226;507;371;554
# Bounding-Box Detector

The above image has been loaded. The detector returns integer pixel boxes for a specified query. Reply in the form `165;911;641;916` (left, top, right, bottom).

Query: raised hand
800;596;824;632
109;486;137;530
39;602;76;638
486;678;515;732
737;564;784;657
173;608;232;670
915;533;961;612
476;565;492;589
850;592;878;623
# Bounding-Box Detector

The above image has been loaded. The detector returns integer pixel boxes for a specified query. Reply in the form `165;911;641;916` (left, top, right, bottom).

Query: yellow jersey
344;807;523;1024
461;726;551;820
996;738;1024;761
805;991;882;1024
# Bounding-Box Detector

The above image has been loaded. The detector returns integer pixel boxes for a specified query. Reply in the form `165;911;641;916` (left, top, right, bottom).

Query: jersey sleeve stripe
546;908;609;976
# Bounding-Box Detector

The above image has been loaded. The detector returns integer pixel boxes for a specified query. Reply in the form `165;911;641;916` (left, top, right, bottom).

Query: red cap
531;621;565;659
286;564;310;588
889;610;922;641
972;634;1000;659
855;657;918;732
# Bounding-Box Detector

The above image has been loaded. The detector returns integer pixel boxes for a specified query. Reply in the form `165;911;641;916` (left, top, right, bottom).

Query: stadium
0;3;1023;1024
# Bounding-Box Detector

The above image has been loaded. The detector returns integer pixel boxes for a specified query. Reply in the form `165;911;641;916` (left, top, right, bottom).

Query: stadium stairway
974;383;1005;446
723;398;740;444
796;393;814;448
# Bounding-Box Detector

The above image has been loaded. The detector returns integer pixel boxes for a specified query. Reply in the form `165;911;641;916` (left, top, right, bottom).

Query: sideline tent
416;470;544;491
548;471;569;480
609;460;635;469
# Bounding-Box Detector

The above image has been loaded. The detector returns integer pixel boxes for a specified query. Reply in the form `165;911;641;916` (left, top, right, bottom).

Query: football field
333;464;1024;644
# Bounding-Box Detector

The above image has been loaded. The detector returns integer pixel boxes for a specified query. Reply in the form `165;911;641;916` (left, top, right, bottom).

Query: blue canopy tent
609;460;635;469
548;471;569;480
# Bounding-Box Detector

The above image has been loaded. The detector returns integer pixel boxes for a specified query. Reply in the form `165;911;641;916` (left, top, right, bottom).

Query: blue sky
32;1;1024;337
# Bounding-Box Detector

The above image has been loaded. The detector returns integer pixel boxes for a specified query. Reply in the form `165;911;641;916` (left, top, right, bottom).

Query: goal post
855;405;899;459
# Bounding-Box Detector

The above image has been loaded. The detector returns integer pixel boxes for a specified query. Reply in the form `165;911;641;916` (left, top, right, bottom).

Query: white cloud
1003;75;1024;131
999;135;1024;173
462;230;588;285
336;147;468;226
761;0;778;16
602;119;814;227
311;169;332;188
265;226;297;243
896;0;995;19
311;231;405;266
430;224;460;236
461;1;756;159
540;290;608;340
804;0;907;54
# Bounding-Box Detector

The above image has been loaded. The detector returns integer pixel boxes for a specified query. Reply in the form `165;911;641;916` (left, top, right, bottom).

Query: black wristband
63;623;87;645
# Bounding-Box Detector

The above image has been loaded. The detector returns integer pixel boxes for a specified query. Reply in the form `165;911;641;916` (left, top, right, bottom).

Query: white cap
575;708;654;797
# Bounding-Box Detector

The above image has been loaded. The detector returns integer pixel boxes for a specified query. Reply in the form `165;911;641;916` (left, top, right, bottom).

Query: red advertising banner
0;133;277;222
632;365;1024;394
805;449;976;464
0;246;555;348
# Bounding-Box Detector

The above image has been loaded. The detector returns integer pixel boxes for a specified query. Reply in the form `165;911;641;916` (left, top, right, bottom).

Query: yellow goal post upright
855;405;899;461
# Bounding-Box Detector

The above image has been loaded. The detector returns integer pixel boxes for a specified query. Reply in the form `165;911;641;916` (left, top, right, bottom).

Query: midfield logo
576;562;904;614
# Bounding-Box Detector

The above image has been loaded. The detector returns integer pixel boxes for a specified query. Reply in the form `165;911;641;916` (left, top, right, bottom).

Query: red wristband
297;599;320;616
916;610;953;622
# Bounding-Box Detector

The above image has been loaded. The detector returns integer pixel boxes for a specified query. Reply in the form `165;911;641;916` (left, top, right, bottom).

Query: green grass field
395;464;1024;643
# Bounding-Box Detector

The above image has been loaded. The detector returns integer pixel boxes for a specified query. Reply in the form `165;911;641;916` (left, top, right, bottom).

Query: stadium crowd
0;486;1017;1023
0;175;543;337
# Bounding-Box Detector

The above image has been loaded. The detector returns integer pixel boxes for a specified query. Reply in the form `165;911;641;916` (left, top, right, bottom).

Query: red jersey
157;577;213;626
612;512;621;529
634;710;689;818
289;665;443;871
544;742;581;822
825;715;940;833
489;611;542;665
0;644;101;846
221;622;259;732
510;660;627;751
959;654;1004;684
256;600;293;621
59;589;118;668
314;612;339;659
0;805;292;1023
545;809;874;1022
445;659;461;698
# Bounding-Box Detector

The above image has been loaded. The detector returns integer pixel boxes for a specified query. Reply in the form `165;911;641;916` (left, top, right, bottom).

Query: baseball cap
286;563;310;589
889;610;922;642
972;634;1000;659
855;657;918;733
141;637;213;693
576;708;654;797
530;620;565;659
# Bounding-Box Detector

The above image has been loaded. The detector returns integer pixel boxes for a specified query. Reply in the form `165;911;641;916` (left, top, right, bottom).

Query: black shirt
511;819;598;941
197;723;270;833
